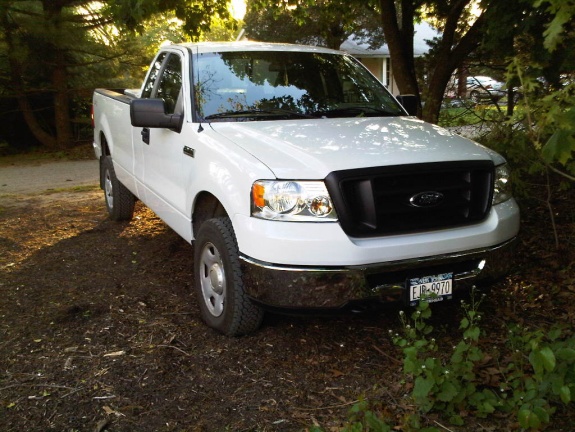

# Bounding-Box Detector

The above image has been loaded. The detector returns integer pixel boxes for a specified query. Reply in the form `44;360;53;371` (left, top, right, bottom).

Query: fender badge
183;146;195;157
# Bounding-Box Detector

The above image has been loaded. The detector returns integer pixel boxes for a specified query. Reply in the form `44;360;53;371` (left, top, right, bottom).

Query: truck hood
209;117;504;179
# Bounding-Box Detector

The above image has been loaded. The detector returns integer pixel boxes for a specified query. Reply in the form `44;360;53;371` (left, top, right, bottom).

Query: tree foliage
245;0;381;49
482;0;575;177
103;0;232;40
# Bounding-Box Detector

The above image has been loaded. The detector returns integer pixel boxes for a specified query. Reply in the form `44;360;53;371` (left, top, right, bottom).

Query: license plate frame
407;272;453;306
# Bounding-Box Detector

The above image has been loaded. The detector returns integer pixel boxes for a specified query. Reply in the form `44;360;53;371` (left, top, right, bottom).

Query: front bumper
240;237;517;309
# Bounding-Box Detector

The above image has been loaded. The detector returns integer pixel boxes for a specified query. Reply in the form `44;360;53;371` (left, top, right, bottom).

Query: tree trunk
422;11;486;123
16;96;59;148
378;0;488;124
379;0;421;115
44;0;74;149
52;47;74;149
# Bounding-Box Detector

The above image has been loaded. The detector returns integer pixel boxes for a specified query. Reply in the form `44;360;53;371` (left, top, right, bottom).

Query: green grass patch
439;104;504;127
43;184;100;194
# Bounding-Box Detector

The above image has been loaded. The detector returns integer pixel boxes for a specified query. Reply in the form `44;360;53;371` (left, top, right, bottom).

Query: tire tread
194;217;263;336
102;156;135;221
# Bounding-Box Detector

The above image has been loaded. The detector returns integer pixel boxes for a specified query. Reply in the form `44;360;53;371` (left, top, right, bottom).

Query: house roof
340;21;440;58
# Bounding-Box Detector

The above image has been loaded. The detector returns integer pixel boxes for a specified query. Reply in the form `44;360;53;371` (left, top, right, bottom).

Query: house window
384;58;391;89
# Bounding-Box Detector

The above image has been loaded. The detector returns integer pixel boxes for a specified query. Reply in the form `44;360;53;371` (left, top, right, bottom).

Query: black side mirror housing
396;94;418;116
130;98;183;132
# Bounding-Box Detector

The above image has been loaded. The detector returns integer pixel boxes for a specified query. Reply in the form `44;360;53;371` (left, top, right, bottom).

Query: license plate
408;272;453;306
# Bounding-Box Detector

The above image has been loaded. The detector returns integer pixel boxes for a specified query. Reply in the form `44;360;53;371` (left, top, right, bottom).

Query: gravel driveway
0;159;99;194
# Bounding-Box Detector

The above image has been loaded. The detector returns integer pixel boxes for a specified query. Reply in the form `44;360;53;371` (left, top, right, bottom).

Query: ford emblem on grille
409;191;444;208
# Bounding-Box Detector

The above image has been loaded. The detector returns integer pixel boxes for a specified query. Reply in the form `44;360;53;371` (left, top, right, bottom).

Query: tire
194;217;264;336
469;90;480;104
101;155;135;221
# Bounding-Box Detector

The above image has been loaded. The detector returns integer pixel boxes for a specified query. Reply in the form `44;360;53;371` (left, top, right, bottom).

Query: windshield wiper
204;108;316;120
313;105;399;118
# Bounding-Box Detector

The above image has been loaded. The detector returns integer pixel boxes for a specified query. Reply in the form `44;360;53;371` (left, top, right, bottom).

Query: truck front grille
325;161;494;237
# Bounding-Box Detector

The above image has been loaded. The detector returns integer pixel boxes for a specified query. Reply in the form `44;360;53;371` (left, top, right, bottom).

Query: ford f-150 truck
92;41;520;336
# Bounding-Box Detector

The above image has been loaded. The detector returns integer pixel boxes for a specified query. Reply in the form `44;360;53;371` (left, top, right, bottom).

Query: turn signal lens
252;182;265;208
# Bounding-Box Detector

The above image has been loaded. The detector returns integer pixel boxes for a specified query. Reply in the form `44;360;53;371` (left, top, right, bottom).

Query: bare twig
295;399;360;411
61;387;85;399
434;420;456;432
548;164;575;182
372;344;402;365
0;383;78;392
157;344;191;356
545;167;560;249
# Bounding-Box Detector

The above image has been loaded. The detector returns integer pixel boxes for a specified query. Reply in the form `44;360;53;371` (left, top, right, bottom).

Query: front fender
183;125;275;242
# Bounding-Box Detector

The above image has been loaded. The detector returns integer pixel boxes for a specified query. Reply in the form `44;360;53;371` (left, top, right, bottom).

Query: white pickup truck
92;42;520;336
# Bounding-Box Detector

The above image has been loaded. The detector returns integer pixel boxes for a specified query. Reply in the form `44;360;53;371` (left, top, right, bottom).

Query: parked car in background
466;76;505;103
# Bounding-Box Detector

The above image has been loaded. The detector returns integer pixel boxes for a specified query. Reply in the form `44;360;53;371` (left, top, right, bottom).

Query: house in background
340;21;439;95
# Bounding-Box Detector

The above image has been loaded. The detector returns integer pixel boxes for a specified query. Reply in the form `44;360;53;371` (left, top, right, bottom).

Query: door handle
141;127;150;144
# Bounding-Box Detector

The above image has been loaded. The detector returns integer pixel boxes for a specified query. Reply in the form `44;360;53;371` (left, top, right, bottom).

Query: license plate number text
408;272;453;305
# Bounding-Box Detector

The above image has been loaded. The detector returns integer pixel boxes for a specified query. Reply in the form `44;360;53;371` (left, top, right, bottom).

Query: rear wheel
194;217;264;336
102;156;135;221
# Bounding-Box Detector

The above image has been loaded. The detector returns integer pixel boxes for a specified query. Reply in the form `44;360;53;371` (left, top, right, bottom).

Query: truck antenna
195;46;204;133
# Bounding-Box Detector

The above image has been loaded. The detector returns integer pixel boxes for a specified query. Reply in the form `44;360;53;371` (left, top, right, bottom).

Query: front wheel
469;90;481;104
101;156;135;221
194;218;264;336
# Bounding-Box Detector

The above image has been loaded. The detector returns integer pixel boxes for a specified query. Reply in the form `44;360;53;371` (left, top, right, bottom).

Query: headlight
493;164;512;205
251;180;337;221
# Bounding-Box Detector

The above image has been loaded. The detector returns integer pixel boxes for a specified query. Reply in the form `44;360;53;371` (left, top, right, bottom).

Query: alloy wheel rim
199;242;225;317
104;170;114;209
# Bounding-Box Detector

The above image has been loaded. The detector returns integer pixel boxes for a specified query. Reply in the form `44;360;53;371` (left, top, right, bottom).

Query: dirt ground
0;155;574;431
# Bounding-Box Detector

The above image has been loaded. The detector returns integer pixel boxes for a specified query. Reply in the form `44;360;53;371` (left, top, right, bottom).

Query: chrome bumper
240;238;517;309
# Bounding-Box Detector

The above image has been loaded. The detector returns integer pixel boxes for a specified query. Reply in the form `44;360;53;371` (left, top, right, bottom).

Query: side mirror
396;94;418;116
130;98;183;132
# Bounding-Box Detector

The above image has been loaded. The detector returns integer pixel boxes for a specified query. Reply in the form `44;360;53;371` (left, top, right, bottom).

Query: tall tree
378;0;492;122
0;0;231;150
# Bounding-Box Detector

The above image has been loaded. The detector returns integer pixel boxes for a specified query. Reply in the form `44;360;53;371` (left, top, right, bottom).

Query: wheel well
192;192;228;236
98;133;111;189
100;132;111;156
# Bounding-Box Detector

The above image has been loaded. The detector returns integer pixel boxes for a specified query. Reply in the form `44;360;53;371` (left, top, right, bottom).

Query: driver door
132;51;187;223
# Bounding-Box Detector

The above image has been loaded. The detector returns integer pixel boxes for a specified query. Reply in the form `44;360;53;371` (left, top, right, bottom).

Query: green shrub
313;293;575;431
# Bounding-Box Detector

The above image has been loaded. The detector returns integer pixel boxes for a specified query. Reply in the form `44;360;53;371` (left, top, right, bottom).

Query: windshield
192;50;405;121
